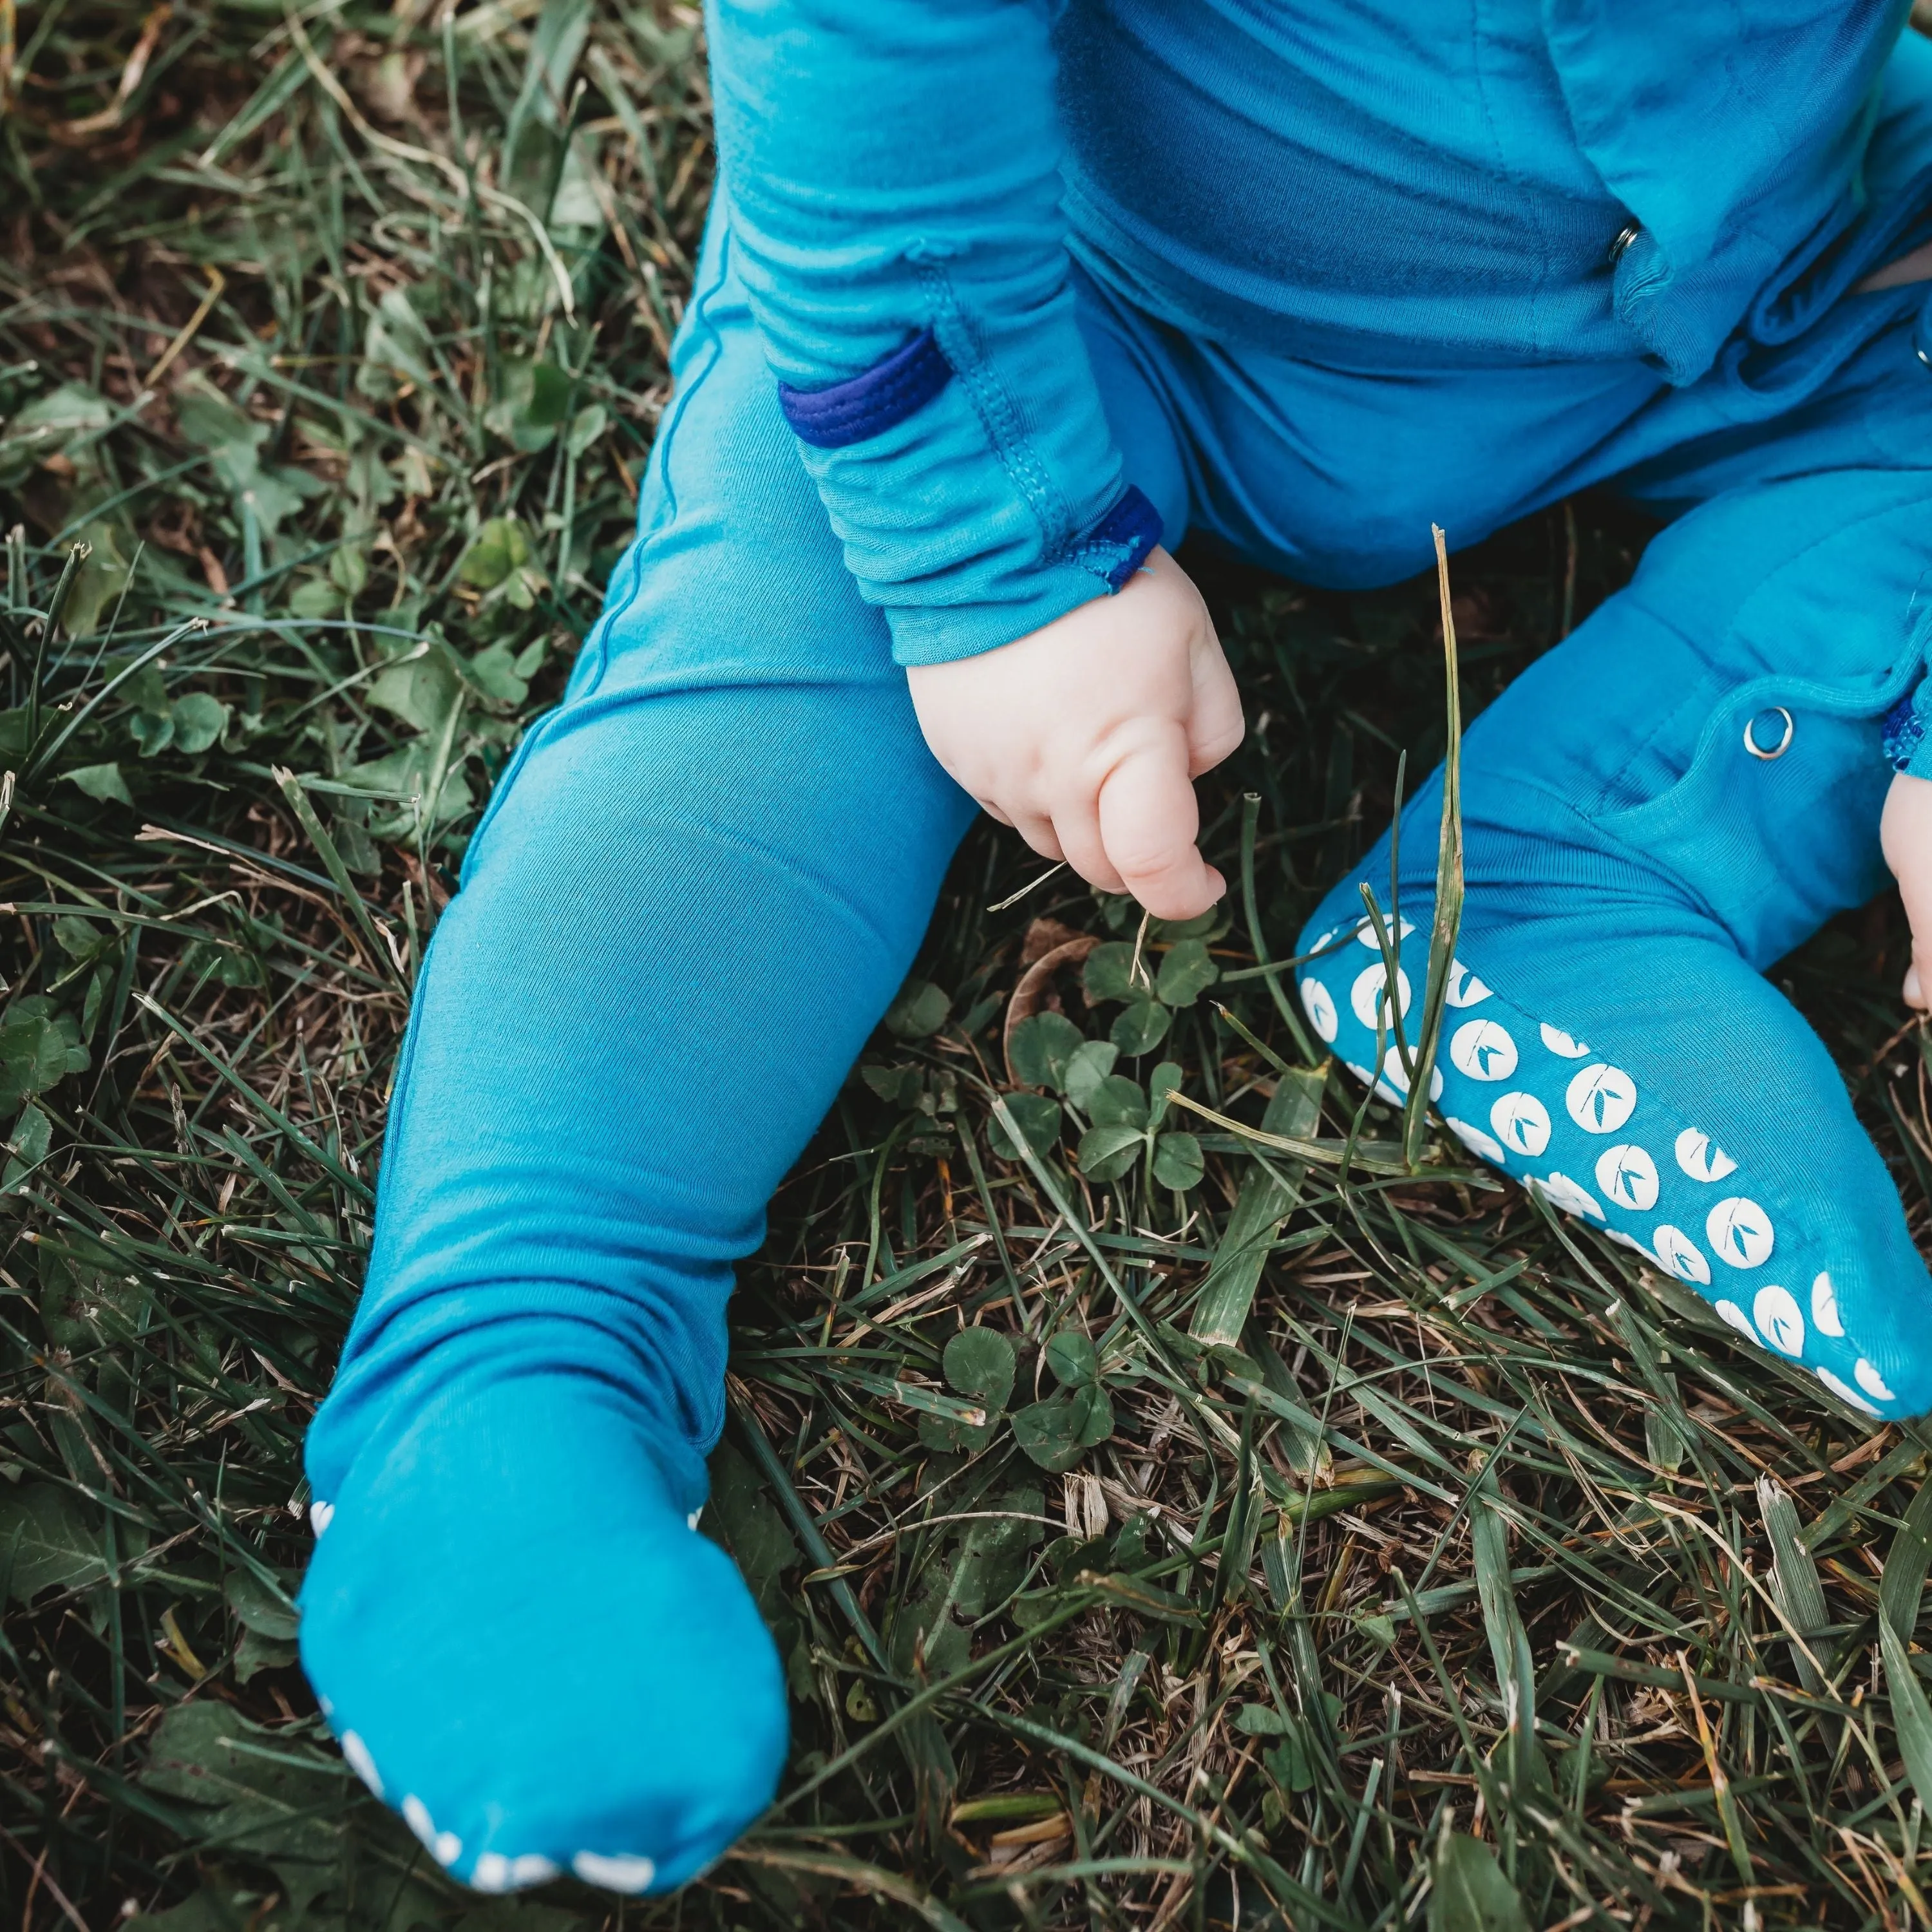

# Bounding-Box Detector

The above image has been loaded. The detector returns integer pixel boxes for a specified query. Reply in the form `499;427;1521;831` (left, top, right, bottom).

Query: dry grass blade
1402;524;1464;1170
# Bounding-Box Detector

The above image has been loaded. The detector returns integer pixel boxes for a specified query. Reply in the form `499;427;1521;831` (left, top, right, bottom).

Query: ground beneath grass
8;6;1932;1929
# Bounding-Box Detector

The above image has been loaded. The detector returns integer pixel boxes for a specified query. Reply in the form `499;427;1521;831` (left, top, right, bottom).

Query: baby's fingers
972;791;1067;866
1096;732;1225;921
1007;807;1066;867
1906;920;1932;1010
1884;774;1932;1010
1045;797;1128;898
1186;636;1245;777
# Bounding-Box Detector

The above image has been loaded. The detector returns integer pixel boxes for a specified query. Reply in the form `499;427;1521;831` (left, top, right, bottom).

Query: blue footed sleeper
298;0;1932;1899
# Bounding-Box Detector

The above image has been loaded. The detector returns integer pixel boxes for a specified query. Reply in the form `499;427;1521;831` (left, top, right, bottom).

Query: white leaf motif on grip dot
1705;1197;1774;1269
1714;1299;1756;1341
1819;1365;1882;1417
1444;960;1493;1007
1349;962;1411;1030
1811;1272;1843;1338
573;1852;658;1894
1356;918;1415;948
1652;1225;1711;1285
1752;1284;1804;1357
1530;1172;1604;1221
1856;1358;1897;1404
1565;1063;1638;1134
1539;1023;1591;1058
1446;1117;1506;1163
1301;976;1340;1044
1449;1018;1518;1082
1674;1127;1737;1183
1374;1049;1442;1105
1593;1143;1659;1213
1489;1091;1551;1157
310;1499;334;1537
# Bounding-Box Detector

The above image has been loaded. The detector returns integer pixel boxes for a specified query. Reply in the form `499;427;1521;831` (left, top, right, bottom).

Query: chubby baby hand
905;548;1244;920
1882;770;1932;1007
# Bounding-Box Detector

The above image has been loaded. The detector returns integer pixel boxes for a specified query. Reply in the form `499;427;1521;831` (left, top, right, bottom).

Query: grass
7;5;1932;1929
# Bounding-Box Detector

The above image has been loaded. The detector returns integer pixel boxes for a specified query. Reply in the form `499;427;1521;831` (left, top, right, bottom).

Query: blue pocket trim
1072;484;1163;592
777;330;954;449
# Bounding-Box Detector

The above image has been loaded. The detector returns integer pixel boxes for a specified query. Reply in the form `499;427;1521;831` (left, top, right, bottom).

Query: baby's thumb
1097;735;1224;922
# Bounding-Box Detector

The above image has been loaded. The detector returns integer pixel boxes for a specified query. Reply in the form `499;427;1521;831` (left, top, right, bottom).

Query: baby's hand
905;548;1244;920
1882;771;1932;1007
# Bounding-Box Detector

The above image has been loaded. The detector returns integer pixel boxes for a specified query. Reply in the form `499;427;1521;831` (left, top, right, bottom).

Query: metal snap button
1609;221;1641;265
1743;706;1794;760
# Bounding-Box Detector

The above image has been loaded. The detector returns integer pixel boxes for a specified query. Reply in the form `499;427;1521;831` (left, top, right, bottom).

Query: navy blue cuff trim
1886;690;1927;772
777;330;954;450
1072;484;1163;592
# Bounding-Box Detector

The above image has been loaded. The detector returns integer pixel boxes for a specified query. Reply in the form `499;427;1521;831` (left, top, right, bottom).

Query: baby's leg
301;672;969;1891
298;223;1189;1891
299;491;968;1874
1297;457;1932;1416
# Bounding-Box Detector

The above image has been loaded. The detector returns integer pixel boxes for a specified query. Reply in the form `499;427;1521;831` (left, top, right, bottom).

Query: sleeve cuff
773;273;1157;667
1885;683;1932;779
778;328;953;448
885;485;1162;664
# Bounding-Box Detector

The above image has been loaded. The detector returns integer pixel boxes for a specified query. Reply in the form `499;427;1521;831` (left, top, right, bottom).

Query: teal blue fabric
301;1;1932;1904
1296;439;1932;1420
714;0;1925;662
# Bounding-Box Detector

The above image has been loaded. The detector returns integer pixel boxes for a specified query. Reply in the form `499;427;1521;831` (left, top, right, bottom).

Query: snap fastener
1743;706;1794;760
1609;221;1641;265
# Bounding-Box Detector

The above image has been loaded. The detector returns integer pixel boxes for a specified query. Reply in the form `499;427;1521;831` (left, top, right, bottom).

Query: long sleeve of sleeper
705;0;1160;666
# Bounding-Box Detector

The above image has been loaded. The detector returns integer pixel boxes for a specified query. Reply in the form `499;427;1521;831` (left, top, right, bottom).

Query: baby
297;0;1932;1900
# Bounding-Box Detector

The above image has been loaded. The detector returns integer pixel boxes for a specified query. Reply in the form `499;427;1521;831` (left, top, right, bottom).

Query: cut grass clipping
8;5;1932;1929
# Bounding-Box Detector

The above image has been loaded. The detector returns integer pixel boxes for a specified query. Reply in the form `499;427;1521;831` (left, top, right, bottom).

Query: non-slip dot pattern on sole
573;1851;659;1893
1297;916;1904;1419
339;1728;382;1798
326;1728;664;1897
472;1853;561;1893
402;1792;463;1868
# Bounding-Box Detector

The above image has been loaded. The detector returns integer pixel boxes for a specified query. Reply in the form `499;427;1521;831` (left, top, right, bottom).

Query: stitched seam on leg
467;249;744;858
570;232;741;708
